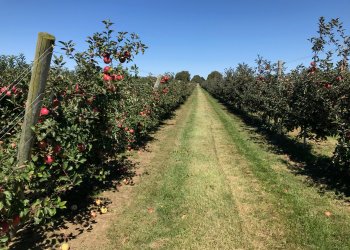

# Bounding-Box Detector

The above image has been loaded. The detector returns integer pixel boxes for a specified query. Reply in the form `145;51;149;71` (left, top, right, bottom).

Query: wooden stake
17;32;55;168
153;75;162;90
277;60;283;79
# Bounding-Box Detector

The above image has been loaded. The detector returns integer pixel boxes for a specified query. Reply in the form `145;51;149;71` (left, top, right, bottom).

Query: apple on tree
40;107;50;116
44;155;54;165
103;74;112;82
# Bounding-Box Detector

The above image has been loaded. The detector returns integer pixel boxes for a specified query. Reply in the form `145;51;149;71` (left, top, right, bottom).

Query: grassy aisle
107;87;245;249
106;86;350;249
205;89;350;249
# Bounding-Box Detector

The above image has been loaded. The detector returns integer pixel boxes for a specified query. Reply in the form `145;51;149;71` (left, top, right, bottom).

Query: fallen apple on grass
100;207;108;214
95;199;102;206
61;243;70;250
90;210;97;218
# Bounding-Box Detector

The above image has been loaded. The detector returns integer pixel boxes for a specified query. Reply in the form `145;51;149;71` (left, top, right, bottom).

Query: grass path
105;86;350;249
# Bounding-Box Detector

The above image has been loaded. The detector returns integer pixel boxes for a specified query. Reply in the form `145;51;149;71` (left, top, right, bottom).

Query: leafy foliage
175;71;191;82
191;75;205;83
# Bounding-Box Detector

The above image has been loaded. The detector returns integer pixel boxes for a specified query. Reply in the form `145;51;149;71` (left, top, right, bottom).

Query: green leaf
3;191;12;200
31;154;38;162
50;207;57;217
0;236;9;243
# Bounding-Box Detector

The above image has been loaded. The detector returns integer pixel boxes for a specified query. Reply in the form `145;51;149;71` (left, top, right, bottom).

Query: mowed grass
106;86;350;250
107;87;245;249
206;89;350;249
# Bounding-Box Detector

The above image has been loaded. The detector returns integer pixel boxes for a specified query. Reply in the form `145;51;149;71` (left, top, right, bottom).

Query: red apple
103;57;112;64
103;66;112;74
103;74;112;82
0;221;9;234
53;145;62;154
75;83;81;93
336;76;343;82
0;86;7;93
53;98;60;108
124;51;131;59
310;61;316;67
40;107;50;116
11;86;18;94
116;74;124;81
77;143;86;152
129;129;135;134
119;56;126;63
161;75;169;83
38;140;48;150
45;155;54;165
12;215;20;226
324;83;332;89
111;74;117;81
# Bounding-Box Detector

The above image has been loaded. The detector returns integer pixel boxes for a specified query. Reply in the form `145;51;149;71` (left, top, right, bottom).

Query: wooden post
17;32;55;168
277;60;283;79
277;60;284;133
299;125;307;148
153;75;162;90
340;57;348;72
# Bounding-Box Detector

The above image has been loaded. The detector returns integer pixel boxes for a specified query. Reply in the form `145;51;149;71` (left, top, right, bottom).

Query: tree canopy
207;71;223;81
175;71;191;82
191;75;205;83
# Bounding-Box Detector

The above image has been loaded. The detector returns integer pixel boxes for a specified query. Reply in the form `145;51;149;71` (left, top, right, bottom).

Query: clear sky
1;0;350;78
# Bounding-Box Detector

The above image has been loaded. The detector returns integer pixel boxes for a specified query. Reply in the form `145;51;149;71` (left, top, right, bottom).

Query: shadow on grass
136;113;177;149
217;98;350;201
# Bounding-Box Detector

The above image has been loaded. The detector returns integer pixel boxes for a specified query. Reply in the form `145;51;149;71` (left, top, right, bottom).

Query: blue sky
1;0;349;78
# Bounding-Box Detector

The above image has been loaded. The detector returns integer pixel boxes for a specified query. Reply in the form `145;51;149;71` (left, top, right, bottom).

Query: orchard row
0;20;194;246
201;17;350;173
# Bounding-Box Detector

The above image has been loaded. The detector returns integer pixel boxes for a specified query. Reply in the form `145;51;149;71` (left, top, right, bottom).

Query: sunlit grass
106;86;350;249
